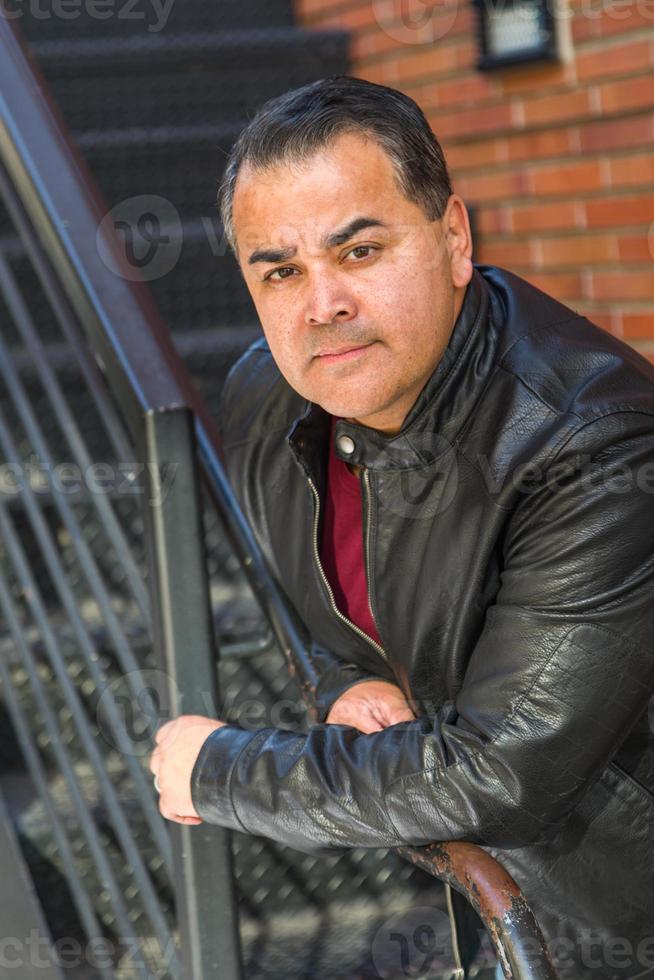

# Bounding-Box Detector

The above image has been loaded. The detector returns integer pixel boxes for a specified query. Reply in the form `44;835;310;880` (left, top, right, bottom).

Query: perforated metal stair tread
29;27;349;71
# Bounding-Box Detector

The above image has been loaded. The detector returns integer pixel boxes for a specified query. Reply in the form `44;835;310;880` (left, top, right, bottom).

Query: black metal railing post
141;406;243;980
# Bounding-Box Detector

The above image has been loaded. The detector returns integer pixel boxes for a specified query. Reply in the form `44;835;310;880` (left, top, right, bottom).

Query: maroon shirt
319;416;382;646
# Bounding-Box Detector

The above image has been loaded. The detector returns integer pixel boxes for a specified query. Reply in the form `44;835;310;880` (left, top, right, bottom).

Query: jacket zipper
307;475;388;663
445;884;465;980
362;468;384;650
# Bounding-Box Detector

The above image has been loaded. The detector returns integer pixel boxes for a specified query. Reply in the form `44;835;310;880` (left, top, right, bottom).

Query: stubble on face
231;131;473;434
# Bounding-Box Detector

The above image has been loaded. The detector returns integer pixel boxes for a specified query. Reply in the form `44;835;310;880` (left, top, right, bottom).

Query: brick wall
295;0;654;363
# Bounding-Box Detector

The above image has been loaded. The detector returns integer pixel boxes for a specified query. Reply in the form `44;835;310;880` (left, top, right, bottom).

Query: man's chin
312;397;389;427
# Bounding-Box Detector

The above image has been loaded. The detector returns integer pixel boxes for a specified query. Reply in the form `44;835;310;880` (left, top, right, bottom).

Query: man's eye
347;244;377;260
263;265;295;282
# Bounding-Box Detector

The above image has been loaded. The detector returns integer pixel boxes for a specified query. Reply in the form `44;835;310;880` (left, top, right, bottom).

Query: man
149;76;654;978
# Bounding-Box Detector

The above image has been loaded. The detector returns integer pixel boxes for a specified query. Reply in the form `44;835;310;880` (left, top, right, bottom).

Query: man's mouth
313;342;375;363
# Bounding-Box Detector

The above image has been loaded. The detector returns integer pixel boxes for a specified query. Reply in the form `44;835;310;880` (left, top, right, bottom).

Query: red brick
617;234;654;261
572;4;654;43
572;0;652;44
585;193;654;226
576;39;652;82
590;271;654;301
595;4;654;39
327;5;385;35
578;113;654;152
454;168;529;203
531;160;605;196
351;3;473;60
419;73;501;111
572;10;600;43
521;89;595;127
609;152;654;189
352;27;406;60
504;128;573;163
498;62;576;98
300;0;364;14
599;75;654;113
622;313;654;339
357;60;390;85
512;200;581;233
476;240;537;269
523;272;584;300
428;102;513;140
540;234;617;266
384;41;461;84
476;206;512;235
453;38;478;70
296;0;337;18
444;138;500;171
353;0;473;54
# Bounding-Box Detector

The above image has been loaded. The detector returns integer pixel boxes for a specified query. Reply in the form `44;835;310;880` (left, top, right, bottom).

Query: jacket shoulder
219;336;306;446
480;265;654;423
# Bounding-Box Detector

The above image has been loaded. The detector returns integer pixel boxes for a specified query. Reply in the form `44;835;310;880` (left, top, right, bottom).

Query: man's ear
443;195;474;289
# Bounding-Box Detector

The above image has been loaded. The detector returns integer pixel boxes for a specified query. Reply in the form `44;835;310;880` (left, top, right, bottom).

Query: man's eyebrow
247;216;389;266
325;216;389;248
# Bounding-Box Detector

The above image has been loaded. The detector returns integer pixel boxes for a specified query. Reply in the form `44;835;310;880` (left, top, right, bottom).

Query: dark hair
218;74;452;256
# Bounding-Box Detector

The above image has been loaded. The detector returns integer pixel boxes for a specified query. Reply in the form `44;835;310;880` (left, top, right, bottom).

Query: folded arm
191;414;654;852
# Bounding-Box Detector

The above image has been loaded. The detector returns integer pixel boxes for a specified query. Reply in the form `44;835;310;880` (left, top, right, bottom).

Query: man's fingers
342;701;416;730
356;719;385;733
149;746;160;774
326;704;381;732
154;722;173;746
386;708;417;725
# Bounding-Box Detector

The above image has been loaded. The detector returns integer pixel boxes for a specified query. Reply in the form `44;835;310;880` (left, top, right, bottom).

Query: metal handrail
0;9;557;978
398;842;557;979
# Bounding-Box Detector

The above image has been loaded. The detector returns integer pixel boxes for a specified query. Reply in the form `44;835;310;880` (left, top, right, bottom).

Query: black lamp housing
474;0;563;71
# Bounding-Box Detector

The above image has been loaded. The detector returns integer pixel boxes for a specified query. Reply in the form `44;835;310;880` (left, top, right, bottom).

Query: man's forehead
232;135;401;234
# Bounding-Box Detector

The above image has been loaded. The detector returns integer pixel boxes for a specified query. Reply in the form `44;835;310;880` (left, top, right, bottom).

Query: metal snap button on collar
337;434;355;456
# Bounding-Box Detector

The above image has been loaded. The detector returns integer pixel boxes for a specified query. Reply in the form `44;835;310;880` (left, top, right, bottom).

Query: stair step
34;29;349;131
30;26;346;71
75;122;243;224
8;0;294;40
1;219;257;338
3;324;261;382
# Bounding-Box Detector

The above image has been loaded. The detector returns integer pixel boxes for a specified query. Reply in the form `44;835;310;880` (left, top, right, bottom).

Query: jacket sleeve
191;412;654;852
310;641;392;723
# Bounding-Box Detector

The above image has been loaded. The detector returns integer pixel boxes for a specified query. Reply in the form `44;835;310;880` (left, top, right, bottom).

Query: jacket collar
288;266;499;476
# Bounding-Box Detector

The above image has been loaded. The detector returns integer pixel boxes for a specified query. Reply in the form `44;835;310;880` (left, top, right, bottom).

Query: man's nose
304;272;357;326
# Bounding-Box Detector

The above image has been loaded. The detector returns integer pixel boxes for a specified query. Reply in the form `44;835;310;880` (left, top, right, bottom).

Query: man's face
231;131;473;433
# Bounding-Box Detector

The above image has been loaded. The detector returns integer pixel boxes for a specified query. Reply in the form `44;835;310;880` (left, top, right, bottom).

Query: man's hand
325;680;416;733
149;715;226;825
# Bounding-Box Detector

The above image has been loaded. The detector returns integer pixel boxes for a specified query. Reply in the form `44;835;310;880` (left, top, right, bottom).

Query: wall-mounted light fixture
474;0;573;71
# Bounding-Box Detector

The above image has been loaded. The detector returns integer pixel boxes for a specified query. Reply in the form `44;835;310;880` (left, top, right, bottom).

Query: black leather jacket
192;265;654;979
